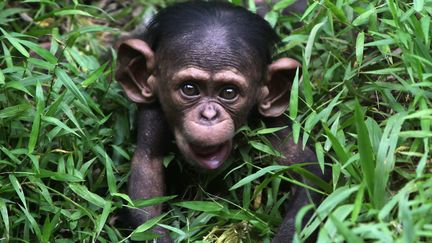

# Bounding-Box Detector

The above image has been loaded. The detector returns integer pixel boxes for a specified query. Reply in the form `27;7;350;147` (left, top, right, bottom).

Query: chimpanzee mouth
189;141;232;170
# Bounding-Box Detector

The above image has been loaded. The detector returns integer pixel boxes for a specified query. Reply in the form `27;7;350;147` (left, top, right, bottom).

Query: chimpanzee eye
181;83;200;97
219;86;238;100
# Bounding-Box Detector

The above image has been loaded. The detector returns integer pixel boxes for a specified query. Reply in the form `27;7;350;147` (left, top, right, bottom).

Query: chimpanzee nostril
201;105;219;121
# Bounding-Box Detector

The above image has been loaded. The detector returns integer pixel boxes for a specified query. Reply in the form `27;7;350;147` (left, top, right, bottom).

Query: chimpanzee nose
201;105;219;122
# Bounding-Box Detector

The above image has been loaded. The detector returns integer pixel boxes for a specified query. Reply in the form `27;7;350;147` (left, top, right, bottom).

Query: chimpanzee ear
258;57;301;117
115;39;156;103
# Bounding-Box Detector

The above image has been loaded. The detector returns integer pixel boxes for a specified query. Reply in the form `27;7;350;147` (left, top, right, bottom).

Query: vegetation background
0;0;431;242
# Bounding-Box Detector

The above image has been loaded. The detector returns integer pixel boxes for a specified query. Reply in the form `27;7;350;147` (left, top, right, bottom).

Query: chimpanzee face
142;29;265;169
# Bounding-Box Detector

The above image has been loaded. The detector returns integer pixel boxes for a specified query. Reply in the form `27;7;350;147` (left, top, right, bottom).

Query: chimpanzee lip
189;141;231;170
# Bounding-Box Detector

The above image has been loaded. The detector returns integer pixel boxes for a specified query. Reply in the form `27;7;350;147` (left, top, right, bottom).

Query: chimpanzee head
116;1;300;170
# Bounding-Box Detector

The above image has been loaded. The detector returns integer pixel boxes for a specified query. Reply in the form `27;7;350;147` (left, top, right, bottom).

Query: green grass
0;0;431;242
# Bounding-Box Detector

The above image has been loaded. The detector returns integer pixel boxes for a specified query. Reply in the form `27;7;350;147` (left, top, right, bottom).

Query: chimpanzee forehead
155;26;264;76
172;67;248;89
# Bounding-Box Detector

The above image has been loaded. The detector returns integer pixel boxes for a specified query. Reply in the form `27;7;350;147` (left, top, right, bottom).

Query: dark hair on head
136;1;280;65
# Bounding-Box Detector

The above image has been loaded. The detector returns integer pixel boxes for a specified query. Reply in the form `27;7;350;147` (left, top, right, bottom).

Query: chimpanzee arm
128;103;172;242
264;116;330;243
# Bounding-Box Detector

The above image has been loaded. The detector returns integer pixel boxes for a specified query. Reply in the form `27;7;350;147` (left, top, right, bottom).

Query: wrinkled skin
115;2;329;242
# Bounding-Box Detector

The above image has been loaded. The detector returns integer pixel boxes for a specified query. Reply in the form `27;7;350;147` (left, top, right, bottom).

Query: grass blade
9;175;27;210
173;201;224;212
355;32;365;67
374;112;406;208
0;27;29;57
354;101;375;203
305;21;325;66
55;68;88;106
